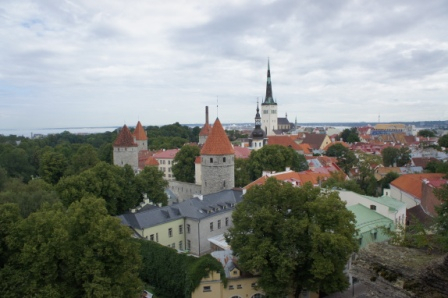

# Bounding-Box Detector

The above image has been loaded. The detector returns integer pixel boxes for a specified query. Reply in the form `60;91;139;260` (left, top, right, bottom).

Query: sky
1;0;448;130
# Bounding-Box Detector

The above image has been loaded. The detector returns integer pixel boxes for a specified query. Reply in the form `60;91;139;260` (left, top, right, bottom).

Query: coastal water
0;127;120;138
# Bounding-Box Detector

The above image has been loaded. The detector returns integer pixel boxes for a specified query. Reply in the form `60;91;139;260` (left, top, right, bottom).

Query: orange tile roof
199;123;212;136
200;118;234;155
114;125;138;147
267;136;302;151
133;121;147;140
244;171;331;190
195;156;202;164
144;156;159;166
390;173;446;199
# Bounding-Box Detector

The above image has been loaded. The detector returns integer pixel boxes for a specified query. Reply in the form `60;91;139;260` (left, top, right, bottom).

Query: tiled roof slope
114;125;138;147
244;171;331;190
199;123;212;136
267;136;302;151
302;133;327;149
145;156;159;166
390;173;445;199
133;121;147;140
201;118;234;155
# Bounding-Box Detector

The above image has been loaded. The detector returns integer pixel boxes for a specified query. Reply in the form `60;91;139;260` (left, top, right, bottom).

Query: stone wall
169;181;202;202
350;242;448;297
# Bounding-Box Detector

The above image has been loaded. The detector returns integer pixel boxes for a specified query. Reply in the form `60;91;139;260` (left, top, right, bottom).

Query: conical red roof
201;118;234;155
114;125;138;147
133;121;148;140
199;123;212;136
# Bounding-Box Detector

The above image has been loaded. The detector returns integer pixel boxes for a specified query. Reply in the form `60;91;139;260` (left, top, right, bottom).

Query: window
210;157;213;163
229;285;234;290
150;234;154;241
168;228;173;237
203;286;211;292
210;222;213;231
263;110;268;114
251;282;257;288
187;240;191;250
225;217;229;226
237;284;242;289
179;225;183;234
223;157;226;162
187;224;191;233
373;232;377;240
370;205;376;210
218;220;221;229
271;110;276;113
179;241;183;250
172;243;175;248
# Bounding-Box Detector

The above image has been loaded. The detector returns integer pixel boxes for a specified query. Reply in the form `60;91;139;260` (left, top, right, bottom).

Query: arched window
230;296;242;298
251;294;265;298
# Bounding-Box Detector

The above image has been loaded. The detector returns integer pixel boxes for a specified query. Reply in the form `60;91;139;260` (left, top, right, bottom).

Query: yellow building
192;250;318;298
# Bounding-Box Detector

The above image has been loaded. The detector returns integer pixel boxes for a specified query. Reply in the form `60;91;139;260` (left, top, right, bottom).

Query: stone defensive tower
200;118;234;195
113;124;139;171
133;121;148;152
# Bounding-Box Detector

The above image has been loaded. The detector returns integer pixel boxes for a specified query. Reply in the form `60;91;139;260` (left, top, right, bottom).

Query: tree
172;145;200;183
0;196;142;297
234;158;251;187
381;147;400;167
0;144;35;182
39;149;68;184
136;166;168;206
418;129;436;138
65;144;100;175
434;184;448;251
226;178;358;297
380;172;400;190
326;143;349;158
439;134;448;148
340;128;360;143
247;145;308;180
337;150;358;174
321;171;365;194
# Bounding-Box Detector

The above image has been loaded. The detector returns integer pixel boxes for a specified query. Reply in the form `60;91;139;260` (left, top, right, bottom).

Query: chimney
205;106;209;124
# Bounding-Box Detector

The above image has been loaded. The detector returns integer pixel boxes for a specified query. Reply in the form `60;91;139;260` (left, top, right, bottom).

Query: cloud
0;0;447;131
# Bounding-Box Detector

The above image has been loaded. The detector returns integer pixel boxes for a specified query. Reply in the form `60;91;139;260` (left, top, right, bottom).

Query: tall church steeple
249;100;267;150
261;59;278;136
264;59;275;104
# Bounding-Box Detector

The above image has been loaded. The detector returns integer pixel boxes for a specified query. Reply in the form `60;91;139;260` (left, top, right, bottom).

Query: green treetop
226;178;358;297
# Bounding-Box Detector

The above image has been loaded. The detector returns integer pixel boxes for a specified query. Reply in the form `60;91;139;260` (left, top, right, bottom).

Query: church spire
263;58;276;105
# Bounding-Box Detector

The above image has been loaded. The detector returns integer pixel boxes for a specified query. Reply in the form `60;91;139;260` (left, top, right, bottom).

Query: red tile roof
114;125;138;147
133;121;147;140
267;136;302;151
234;146;250;159
244;171;331;190
144;156;159;166
201;118;234;155
390;173;446;199
153;149;180;159
199;123;212;136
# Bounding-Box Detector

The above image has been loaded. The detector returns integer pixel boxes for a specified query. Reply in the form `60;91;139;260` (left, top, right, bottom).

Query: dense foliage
227;178;358;297
381;147;411;167
172;145;201;183
434;184;448;251
340;128;360;143
146;123;200;150
439;134;448;148
417;129;436;138
139;240;226;298
247;145;309;180
0;197;142;297
325;143;358;174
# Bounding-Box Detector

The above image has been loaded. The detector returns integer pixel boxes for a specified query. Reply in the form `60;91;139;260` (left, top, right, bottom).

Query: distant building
153;149;180;181
248;101;267;150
